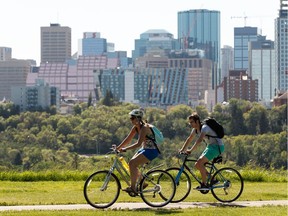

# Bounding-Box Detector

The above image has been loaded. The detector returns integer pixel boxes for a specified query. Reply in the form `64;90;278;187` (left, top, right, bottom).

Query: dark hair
188;112;201;124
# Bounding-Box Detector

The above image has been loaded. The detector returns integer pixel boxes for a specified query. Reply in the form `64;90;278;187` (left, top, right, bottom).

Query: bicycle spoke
211;167;244;202
140;170;176;207
83;170;120;208
165;167;191;203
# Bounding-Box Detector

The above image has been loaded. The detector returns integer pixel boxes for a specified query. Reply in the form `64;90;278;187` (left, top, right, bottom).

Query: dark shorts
137;148;159;161
200;144;224;161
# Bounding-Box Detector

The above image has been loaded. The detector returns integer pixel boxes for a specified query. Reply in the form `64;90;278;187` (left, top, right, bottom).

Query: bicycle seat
212;155;222;163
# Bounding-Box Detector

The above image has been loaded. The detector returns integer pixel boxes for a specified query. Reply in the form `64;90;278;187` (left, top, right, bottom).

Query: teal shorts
200;144;224;161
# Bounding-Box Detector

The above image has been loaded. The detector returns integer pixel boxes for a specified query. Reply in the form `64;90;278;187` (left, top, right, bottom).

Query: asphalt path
0;200;287;211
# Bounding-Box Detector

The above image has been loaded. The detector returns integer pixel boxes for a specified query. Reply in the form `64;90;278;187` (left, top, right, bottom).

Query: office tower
178;9;220;87
224;70;258;102
78;32;107;56
275;0;288;92
100;68;187;106
132;29;177;60
0;60;31;100
249;37;275;103
41;23;71;63
234;26;260;70
221;45;234;80
0;47;12;61
34;55;109;102
11;79;60;112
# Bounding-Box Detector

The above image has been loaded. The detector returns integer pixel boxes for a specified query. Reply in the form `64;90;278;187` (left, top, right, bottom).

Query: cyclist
179;112;224;190
116;109;160;193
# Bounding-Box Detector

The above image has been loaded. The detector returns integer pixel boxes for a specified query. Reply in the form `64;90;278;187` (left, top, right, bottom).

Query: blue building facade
178;9;220;87
132;29;177;61
234;27;259;70
99;68;188;106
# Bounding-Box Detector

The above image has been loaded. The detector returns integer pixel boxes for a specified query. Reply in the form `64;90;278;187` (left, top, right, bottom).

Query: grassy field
0;181;286;215
0;206;287;216
0;181;286;205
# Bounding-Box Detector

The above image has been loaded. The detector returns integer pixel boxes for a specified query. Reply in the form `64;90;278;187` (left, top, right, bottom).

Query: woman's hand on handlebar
118;147;127;153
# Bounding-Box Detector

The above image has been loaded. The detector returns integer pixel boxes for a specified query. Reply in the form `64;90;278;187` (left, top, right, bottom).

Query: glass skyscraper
178;9;220;87
234;27;259;70
275;0;288;92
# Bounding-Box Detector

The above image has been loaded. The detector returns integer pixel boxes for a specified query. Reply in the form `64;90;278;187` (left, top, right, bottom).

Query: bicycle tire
165;167;191;203
211;167;244;202
83;170;120;208
139;169;176;207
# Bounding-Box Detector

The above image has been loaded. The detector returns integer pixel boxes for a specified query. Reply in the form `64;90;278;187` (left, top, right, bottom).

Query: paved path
0;200;287;211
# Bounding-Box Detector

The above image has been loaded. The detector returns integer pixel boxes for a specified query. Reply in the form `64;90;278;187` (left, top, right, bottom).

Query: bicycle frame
104;149;165;191
175;155;220;188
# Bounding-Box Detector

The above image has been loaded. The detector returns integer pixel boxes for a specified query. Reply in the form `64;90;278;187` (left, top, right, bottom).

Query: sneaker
195;183;209;191
123;187;137;194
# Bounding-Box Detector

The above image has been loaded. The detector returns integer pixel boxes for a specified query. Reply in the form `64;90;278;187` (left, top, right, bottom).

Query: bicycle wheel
139;169;176;207
166;167;191;203
83;170;120;208
211;167;244;202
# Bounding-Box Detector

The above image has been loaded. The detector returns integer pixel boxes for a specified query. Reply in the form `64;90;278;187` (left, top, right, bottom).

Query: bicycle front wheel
211;167;244;202
139;169;176;207
83;170;120;208
166;167;191;203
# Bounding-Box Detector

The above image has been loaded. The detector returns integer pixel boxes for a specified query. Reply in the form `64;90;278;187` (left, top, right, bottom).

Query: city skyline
1;0;279;65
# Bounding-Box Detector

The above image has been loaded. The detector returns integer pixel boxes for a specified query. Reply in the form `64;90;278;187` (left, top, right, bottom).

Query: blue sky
1;0;279;64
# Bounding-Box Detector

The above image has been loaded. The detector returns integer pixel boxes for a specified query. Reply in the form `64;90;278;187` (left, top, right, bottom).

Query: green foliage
0;101;286;172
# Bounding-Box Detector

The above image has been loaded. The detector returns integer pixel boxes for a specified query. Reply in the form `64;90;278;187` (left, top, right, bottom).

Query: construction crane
231;16;248;26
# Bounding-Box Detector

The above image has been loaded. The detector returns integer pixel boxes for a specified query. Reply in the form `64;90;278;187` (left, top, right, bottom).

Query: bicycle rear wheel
211;167;244;202
83;170;120;208
139;169;176;207
166;167;191;203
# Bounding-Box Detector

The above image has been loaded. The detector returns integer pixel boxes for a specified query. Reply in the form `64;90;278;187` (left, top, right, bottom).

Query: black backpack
203;117;224;139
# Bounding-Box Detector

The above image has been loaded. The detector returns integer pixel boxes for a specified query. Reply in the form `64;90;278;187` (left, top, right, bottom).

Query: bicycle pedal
128;191;138;197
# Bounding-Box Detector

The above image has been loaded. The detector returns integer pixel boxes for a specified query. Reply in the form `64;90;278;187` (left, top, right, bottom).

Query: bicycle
83;145;176;208
166;153;244;203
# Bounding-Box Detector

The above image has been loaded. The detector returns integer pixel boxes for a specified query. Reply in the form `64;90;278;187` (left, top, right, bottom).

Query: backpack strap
149;127;161;154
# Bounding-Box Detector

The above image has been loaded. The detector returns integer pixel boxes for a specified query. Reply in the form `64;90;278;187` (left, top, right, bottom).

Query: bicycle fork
100;171;113;191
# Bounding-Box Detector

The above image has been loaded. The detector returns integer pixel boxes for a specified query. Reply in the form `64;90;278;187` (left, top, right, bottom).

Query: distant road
0;200;287;211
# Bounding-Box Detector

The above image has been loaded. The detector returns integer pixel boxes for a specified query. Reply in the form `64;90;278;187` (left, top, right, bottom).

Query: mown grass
0;181;286;206
0;206;287;216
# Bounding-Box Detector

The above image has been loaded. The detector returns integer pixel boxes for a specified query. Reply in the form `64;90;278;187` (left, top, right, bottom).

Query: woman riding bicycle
179;112;224;190
116;109;160;193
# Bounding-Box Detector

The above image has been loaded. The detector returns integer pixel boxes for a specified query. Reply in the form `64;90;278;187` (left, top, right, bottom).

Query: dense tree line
0;99;286;171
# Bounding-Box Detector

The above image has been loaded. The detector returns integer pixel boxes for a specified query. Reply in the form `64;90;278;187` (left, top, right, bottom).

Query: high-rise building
11;79;60;112
221;45;234;80
132;29;177;60
78;32;107;56
0;60;31;100
275;0;288;92
41;23;71;63
0;47;12;61
178;9;220;87
234;26;260;70
224;70;258;102
249;37;275;102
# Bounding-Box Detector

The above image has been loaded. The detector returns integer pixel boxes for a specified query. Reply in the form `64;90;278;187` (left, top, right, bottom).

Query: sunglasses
130;116;136;120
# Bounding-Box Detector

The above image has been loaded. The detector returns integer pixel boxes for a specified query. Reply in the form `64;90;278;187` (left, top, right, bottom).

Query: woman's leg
129;153;149;191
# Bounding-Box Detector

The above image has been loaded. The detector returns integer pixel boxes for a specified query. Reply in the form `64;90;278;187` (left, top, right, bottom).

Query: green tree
87;92;93;108
229;99;246;135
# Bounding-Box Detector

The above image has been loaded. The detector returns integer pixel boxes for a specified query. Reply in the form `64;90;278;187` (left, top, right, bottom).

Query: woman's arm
123;125;148;151
116;126;137;151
